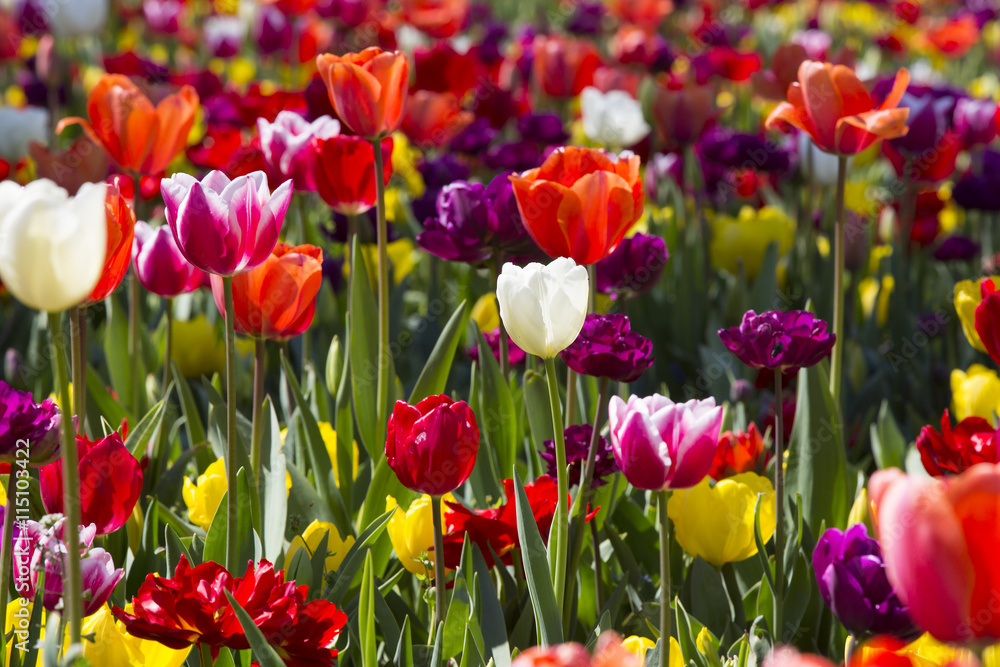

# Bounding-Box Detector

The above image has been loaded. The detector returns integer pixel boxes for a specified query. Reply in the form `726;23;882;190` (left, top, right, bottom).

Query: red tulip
28;134;109;195
883;130;961;183
709;423;772;481
651;80;719;149
925;15;979;58
401;0;468;38
316;48;410;140
313;135;393;215
753;44;809;100
39;422;142;536
975;279;1000;368
385;395;479;496
916;410;998;477
400;90;473;149
414;43;485;99
532;35;602;99
691;46;761;84
88;178;136;302
610;0;672;29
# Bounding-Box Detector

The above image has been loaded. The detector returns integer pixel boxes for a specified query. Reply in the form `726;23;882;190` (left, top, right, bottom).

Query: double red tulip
400;90;473;149
313;135;394;215
510;147;644;265
916;409;998;477
88;179;136;302
975;279;1000;367
210;243;323;340
39;422;142;536
385;395;479;496
316;48;409;140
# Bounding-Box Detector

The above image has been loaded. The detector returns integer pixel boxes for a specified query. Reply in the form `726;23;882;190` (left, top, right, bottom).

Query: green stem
200;641;214;666
70;306;86;435
591;519;603;611
222;277;239;573
543;356;569;616
162;299;172;393
658;489;672;667
828;155;847;405
774;372;786;643
372;139;391;443
250;338;265;497
492;253;510;379
432;495;446;629
0;472;15;667
49;311;82;645
564;367;577;428
129;274;142;415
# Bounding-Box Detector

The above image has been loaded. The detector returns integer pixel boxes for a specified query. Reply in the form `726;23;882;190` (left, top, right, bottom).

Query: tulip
764;647;837;667
87;181;136;303
257;112;340;192
700;128;792;174
401;0;468;37
917;410;1000;477
28;135;109;196
401;90;473;149
509;147;644;265
870;464;1000;646
709;206;795;280
532;35;602;99
955;279;998;353
513;642;592;667
753;43;809;101
386;493;454;577
315;48;409;140
0;180;107;312
518;113;571;145
143;0;182;33
58;74;198;176
667;472;775;566
887;92;954;157
951;365;1000;423
44;0;107;36
560;314;654;383
953;98;998;147
204;15;246;58
183;458;227;532
313;135;393;215
580;87;651;148
161;170;292;277
0;106;48;162
252;4;291;55
594;233;668;297
650;82;719;149
0;381;63;465
719;310;836;372
284;520;356;574
132;222;205;298
541;425;618;488
79;606;191;667
709;423;772;481
975;279;1000;367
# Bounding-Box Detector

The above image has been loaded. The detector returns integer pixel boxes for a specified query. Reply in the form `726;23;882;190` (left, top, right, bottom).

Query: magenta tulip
608;394;723;490
257;111;340;192
132;221;205;297
161;170;292;277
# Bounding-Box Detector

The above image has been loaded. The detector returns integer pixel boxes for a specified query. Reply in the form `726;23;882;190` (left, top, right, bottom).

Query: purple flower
700;129;792;173
143;0;183;34
566;0;606;35
934;235;980;262
952;174;1000;211
257;111;340;192
953;98;998;147
132;221;206;298
252;4;292;56
812;524;919;640
450;118;498;155
595;233;668;297
484;141;542;171
465;328;526;367
0;380;62;465
540;425;618;487
888;92;955;155
718;310;835;372
560;314;654;383
517;113;570;145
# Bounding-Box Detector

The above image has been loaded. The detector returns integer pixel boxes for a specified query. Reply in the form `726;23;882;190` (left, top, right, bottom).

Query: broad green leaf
443;575;472;659
409;300;468;403
164;526;193;577
472;547;512;667
103;292;136;409
126;399;165;458
475;326;518;482
224;590;286;667
350;236;381;459
235;468;256;568
513;470;563;646
326;509;395;604
202;489;229;566
871;400;906;470
359;551;377;667
86;365;134;428
396;615;414;667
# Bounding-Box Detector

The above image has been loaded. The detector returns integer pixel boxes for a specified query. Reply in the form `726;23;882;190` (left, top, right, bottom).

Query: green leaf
359;551;378;667
871;400;906;470
86;365;134;427
332;331;355;510
675;598;707;667
235;468;256;568
475;326;518;482
326;509;395;604
223;590;286;667
358;458;416;571
512;469;563;646
396;616;414;667
443;574;472;659
125;399;166;458
350;236;382;460
260;398;288;563
429;622;445;667
164;525;193;577
203;489;229;566
472;547;512;667
409;300;468;403
753;493;775;595
103;292;136;408
522;370;553;473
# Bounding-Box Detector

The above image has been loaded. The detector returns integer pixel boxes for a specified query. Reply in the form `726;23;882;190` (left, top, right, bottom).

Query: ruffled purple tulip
541;424;618;487
0;380;62;465
132;221;206;298
257;111;340;192
812;524;920;639
560;314;654;383
608;394;722;490
933;235;980;262
161;170;292;277
718;310;836;372
953;98;997;148
595;233;668;297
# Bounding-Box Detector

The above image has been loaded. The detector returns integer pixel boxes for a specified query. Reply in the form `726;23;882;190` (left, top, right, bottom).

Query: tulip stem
492;253;511;379
372;139;391;445
565;367;577;428
0;470;16;666
222;276;240;573
200;641;214;666
129;273;143;416
162;299;173;393
70;306;86;435
773;373;786;643
431;495;447;629
543;356;569;617
829;155;848;406
49;311;83;646
250;337;265;496
658;489;672;667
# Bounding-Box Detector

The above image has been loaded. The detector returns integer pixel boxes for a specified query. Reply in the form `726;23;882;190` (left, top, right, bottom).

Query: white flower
46;0;108;36
798;133;853;186
496;257;589;359
0;180;108;311
0;106;48;161
580;87;651;148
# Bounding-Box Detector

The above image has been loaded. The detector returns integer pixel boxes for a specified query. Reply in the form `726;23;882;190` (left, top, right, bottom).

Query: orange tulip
28;134;109;195
610;0;671;30
89;179;137;303
509;147;643;265
765;61;910;156
57;74;199;176
401;90;473;149
924;15;979;58
316;48;410;140
401;0;468;38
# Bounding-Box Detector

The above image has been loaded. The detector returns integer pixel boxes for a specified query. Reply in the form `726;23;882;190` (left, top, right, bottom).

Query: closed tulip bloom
718;309;836;372
667;472;775;566
88;181;136;302
870;464;1000;646
58;74;198;176
400;90;473;149
766;62;910;155
316;48;409;140
510;147;644;265
955;278;999;352
496;258;590;359
651;82;719;149
560;313;654;382
0;179;107;312
951;365;1000;423
0;106;48;161
385;395;480;496
386;493;454;577
257;112;340;192
161;170;292;277
284;520;356;573
132;221;205;297
182;458;228;531
209;243;323;340
609;394;723;490
580;87;651;147
974;279;1000;367
313;135;393;215
953;98;997;147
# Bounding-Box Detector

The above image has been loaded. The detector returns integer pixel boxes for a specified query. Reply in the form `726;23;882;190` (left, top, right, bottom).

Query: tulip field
3;0;1000;665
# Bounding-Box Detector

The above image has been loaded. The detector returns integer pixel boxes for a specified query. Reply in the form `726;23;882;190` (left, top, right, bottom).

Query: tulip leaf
235;468;257;569
333;330;355;508
164;525;193;577
522;370;552;476
396;615;414;667
443;572;472;659
286;458;335;526
223;590;286;667
260;397;288;563
475;326;518;483
472;546;513;667
125;399;166;459
675;597;708;667
465;361;503;505
359;551;378;667
429;621;445;667
753;493;775;595
326;508;395;604
870;399;906;470
86;365;134;429
460;623;487;667
513;469;564;646
103;291;136;410
213;648;236;667
203;489;229;566
683;557;732;639
350;236;382;460
409;299;468;403
783;550;813;639
373;582;403;661
358;458;416;572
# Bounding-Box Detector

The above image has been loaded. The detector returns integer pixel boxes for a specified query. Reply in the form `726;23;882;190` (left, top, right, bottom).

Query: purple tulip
485;141;543;171
700;129;792;173
595;233;668;297
204;15;246;59
566;0;606;35
560;314;654;383
252;4;292;55
889;92;955;155
718;310;836;372
257;111;340;192
450;118;498;155
953;98;998;147
812;524;919;639
608;394;723;490
933;235;980;262
541;424;618;487
0;380;62;465
953;174;1000;211
465;328;526;367
517;113;570;145
132;221;206;298
161;170;292;277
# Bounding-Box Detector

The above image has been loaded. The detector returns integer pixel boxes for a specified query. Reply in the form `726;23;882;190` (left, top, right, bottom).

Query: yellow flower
284;520;356;573
6;599;42;664
954;278;1000;352
386;493;454;578
709;206;794;280
816;235;830;259
228;58;257;87
184;458;292;531
620;636;682;667
170;315;253;379
667;472;776;567
951;365;1000;423
863;633;1000;667
869;245;893;274
859;275;894;326
471;293;499;332
391;132;425;198
73;605;190;667
351;239;416;285
281;422;359;485
847;488;875;535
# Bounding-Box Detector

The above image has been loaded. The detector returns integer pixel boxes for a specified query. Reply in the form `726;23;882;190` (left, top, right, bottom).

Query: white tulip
46;0;108;36
798;132;852;186
580;87;651;148
496;257;589;359
0;180;107;312
0;106;48;162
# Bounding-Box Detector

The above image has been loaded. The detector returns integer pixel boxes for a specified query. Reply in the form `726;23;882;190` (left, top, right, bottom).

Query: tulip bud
326;336;343;398
847;487;875;535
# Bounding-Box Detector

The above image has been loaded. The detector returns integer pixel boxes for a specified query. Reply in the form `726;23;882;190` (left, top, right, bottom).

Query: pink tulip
132;221;205;297
608;394;723;490
257;111;340;192
764;647;836;667
161;170;292;277
870;464;1000;647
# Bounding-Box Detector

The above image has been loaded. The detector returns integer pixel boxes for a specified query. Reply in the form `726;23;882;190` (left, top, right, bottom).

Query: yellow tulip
71;605;190;667
184;457;292;531
170;315;253;379
285;520;356;573
5;599;41;664
954;278;1000;352
391;132;426;198
386;493;454;578
667;472;776;567
950;364;1000;423
859;275;894;326
709;206;794;280
620;636;683;667
471;292;500;332
281;422;359;486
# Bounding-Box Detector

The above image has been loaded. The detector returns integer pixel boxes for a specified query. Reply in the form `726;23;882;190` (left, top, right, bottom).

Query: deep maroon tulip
253;4;292;55
700;128;792;173
889;92;954;156
953;174;1000;211
594;233;668;297
916;409;998;476
385;395;480;495
517;113;570;145
560;314;654;383
933;235;980;262
718;310;836;371
541;425;618;487
953;98;997;147
0;380;63;465
132;221;206;297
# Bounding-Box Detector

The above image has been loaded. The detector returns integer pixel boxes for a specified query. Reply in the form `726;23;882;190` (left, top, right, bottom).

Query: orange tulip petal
510;177;575;259
829;65;873;117
798;61;842;151
877;68;910;111
836;107;910;152
565;170;636;265
149;85;199;175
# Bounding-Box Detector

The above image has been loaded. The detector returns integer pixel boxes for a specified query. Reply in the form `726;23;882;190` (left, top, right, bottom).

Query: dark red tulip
916;409;999;477
975;279;1000;367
